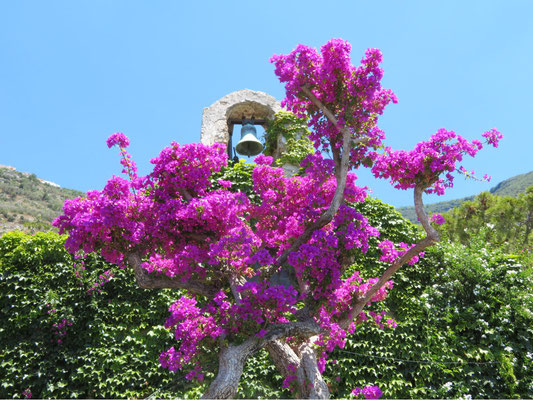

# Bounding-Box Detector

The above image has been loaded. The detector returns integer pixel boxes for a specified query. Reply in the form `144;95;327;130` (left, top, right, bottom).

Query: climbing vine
264;111;314;167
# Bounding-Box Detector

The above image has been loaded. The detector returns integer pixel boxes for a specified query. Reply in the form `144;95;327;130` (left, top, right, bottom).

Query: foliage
0;231;194;399
263;110;314;167
3;204;530;398
0;167;83;234
331;237;532;399
51;38;502;398
439;187;533;254
238;200;532;398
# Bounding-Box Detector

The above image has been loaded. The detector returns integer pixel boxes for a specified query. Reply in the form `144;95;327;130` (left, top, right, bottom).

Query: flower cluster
352;385;383;399
378;240;424;265
430;213;446;225
282;363;298;390
271;39;396;156
312;272;396;373
160;296;223;380
364;310;398;330
149;142;227;199
482;128;503;147
87;269;114;295
235;281;299;325
160;282;300;378
47;306;74;344
371;128;502;195
52;318;73;344
106;132;130;149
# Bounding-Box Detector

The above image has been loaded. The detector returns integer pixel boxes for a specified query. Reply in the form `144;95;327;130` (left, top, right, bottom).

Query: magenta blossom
53;38;502;395
430;213;446;225
254;154;274;165
106;132;130;149
482;128;503;148
352;385;383;399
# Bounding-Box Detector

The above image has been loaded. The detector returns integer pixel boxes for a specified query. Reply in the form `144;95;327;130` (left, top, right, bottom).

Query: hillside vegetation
438;187;533;254
398;171;533;223
489;170;533;197
0;167;83;233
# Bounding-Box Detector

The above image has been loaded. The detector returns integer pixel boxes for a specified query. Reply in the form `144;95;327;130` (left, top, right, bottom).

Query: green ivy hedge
0;231;194;399
1;197;531;399
232;199;533;399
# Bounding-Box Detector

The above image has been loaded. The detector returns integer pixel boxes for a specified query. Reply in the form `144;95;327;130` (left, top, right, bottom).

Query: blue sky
0;1;531;207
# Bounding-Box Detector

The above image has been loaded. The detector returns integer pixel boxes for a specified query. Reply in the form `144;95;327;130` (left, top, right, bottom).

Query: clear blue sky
1;1;531;207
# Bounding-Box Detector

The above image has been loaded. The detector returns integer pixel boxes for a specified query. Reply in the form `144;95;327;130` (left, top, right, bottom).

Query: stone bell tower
200;89;281;156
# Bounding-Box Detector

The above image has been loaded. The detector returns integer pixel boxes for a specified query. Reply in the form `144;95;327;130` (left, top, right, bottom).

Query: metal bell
235;120;264;157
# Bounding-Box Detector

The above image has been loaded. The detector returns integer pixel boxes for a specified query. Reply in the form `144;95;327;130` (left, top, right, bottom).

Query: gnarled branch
341;184;440;328
201;320;323;399
263;319;322;343
201;337;261;399
263;87;356;275
299;340;330;399
127;252;218;298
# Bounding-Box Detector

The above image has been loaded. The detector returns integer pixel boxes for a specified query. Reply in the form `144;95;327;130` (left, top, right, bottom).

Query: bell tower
200;89;281;159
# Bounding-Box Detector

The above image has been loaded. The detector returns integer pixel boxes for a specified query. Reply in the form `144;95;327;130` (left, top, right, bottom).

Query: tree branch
265;340;306;397
341;184;440;328
298;340;330;399
178;187;193;202
263;319;323;343
300;85;368;148
300;86;341;129
127;252;219;298
201;337;261;399
201;317;323;399
266;338;330;399
229;274;246;305
262;87;358;275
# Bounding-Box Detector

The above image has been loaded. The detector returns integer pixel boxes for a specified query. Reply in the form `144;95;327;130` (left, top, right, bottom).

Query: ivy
1;198;531;398
264;110;314;167
210;159;259;204
0;231;188;399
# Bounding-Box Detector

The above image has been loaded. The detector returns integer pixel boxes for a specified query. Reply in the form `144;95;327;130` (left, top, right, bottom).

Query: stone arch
200;89;282;146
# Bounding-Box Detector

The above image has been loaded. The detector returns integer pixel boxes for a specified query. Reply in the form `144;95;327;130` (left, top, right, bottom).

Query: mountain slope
489;171;533;197
0;166;83;233
397;171;533;223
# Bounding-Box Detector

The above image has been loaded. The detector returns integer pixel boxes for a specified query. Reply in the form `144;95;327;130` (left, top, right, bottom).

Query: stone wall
200;89;281;147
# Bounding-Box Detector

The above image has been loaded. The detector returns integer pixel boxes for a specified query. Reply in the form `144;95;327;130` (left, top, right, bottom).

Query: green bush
327;242;532;399
1;197;531;399
440;187;533;254
0;231;191;399
232;198;533;399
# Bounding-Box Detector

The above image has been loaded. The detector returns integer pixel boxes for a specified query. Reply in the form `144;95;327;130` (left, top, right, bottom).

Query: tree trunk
298;341;330;399
266;339;330;399
201;338;259;399
266;340;307;398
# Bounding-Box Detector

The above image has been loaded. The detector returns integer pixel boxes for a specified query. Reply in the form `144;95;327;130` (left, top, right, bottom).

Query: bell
235;120;264;157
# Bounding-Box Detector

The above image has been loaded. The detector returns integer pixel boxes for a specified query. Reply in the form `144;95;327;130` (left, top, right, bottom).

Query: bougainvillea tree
54;39;502;399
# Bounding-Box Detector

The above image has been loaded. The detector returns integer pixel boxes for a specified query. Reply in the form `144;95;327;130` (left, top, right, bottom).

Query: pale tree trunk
297;340;330;399
200;338;259;399
202;337;329;399
266;339;330;399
